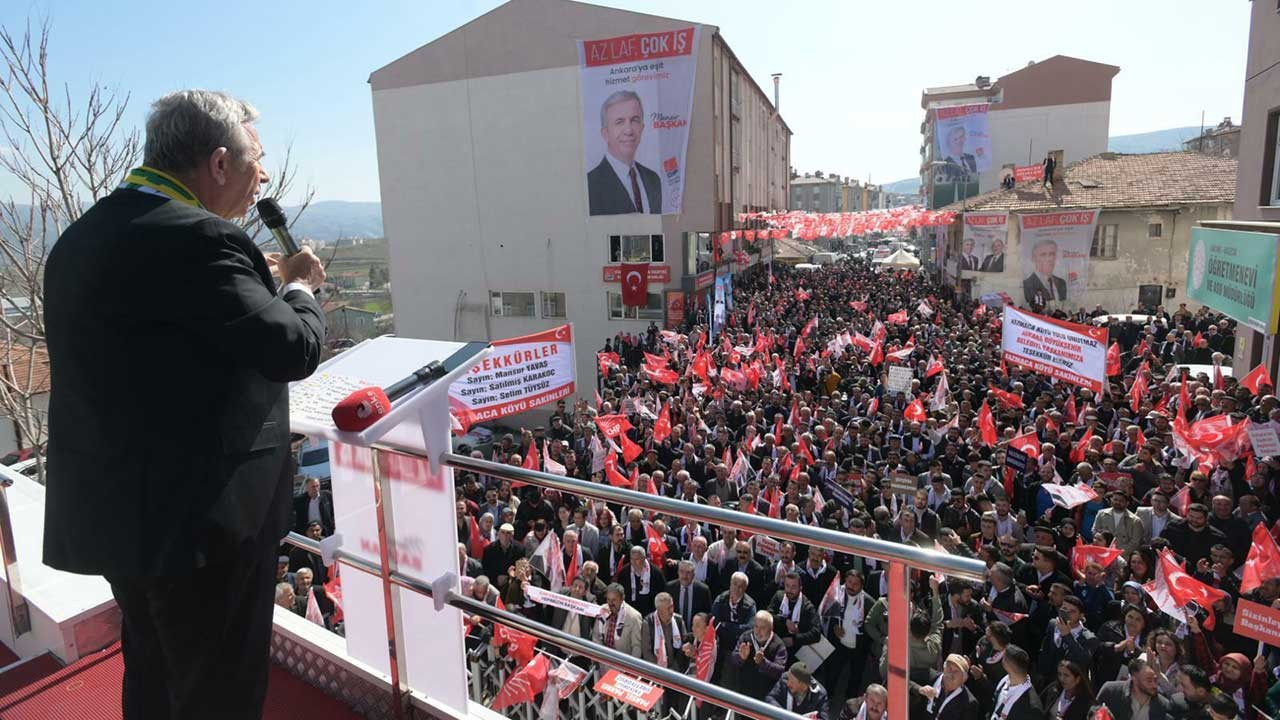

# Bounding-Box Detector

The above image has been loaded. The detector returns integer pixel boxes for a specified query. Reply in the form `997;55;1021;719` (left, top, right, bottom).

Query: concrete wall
979;101;1111;193
964;203;1233;312
371;4;788;400
1238;0;1280;223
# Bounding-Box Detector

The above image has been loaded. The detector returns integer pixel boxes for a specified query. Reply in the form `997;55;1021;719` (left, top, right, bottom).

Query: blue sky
0;0;1252;204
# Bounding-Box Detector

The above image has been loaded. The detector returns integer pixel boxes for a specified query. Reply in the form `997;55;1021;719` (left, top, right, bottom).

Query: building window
490;291;535;317
1091;224;1118;259
1269;109;1280;206
540;292;566;318
1147;223;1163;239
607;292;664;320
609;234;664;263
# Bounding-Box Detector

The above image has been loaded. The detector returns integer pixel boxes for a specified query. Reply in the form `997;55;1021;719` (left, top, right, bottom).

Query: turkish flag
868;342;884;367
468;516;490;558
643;365;679;385
491;654;551;711
989;385;1024;409
1106;342;1121;376
1130;369;1149;414
1145;549;1228;629
1064;393;1077;423
1241;521;1280;594
1009;431;1041;459
643;351;669;368
904;398;927;423
977;402;997;447
925;355;945;378
646;523;669;566
802;316;818;338
1241;363;1275;395
522;440;540;471
603;450;630;487
1072;542;1123;578
1070;427;1094;463
886;310;909;325
620;263;649;306
653;402;672;443
620;432;643;464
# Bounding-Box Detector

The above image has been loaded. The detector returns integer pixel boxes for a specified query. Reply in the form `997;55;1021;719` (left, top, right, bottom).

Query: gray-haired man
44;89;325;719
587;90;662;215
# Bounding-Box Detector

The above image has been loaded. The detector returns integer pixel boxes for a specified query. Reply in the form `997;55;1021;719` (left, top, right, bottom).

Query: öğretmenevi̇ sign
449;324;576;424
1001;306;1107;393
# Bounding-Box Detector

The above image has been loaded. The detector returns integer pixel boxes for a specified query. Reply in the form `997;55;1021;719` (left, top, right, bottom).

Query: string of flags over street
734;206;957;241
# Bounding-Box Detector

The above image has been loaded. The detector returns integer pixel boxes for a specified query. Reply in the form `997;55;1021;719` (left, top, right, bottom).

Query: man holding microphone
43;90;326;719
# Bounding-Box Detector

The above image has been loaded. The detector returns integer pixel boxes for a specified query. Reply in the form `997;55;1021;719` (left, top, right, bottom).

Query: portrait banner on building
1001;306;1108;393
959;212;1008;272
449;324;576;424
580;27;700;216
1017;210;1099;306
934;104;992;179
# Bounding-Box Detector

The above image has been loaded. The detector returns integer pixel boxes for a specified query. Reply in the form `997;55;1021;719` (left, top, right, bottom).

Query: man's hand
276;247;326;290
754;648;766;664
739;643;751;661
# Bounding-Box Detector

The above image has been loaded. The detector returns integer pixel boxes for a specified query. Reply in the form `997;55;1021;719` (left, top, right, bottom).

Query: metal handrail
281;532;806;720
441;451;987;581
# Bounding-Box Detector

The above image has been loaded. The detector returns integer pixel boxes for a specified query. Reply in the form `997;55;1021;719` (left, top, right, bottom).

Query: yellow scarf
118;166;202;209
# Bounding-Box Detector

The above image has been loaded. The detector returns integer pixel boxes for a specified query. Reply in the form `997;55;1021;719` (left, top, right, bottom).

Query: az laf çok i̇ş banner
1001;306;1107;393
580;27;699;216
449;324;576;425
1017;210;1099;306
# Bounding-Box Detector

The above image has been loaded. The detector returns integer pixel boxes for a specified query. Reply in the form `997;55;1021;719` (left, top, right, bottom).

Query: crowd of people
452;256;1280;720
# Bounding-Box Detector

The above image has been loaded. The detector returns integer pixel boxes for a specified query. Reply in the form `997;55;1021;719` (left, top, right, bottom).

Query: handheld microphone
255;198;301;256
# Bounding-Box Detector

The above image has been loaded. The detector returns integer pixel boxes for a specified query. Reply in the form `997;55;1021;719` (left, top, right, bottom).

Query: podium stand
290;336;491;718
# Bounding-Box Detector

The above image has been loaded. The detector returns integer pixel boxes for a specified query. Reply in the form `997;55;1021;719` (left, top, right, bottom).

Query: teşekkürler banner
579;28;699;216
1001;306;1107;393
449;324;576;427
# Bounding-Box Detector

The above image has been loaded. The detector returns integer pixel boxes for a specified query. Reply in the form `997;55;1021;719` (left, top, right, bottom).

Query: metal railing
285;444;989;720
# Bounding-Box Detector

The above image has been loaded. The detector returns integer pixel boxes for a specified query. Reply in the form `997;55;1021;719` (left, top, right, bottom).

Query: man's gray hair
1032;237;1058;253
144;90;259;173
600;90;643;129
865;684;888;699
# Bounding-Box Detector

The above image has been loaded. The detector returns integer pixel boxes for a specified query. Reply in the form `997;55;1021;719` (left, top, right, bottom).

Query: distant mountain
288;201;383;242
882;178;921;194
1107;126;1201;154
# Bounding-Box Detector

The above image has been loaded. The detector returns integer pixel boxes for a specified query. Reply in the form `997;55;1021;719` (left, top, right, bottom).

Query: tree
0;18;315;480
0;18;140;480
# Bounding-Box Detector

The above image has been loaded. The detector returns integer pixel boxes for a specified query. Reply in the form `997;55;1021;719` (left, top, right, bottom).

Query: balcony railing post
885;561;911;719
371;448;410;720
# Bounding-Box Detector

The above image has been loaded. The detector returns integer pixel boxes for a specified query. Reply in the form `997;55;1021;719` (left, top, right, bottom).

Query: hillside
289;200;383;242
1107;126;1201;154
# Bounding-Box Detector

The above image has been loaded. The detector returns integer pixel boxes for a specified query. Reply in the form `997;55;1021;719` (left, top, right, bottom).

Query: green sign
1187;227;1280;333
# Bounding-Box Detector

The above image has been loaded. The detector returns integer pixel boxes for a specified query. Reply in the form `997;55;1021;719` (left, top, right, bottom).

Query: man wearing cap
481;523;525;591
915;654;977;720
766;662;830;719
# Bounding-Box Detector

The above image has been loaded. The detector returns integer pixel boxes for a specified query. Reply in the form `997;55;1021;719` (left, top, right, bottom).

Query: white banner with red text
525;586;605;618
580;28;699;216
449;324;576;429
1001;306;1108;393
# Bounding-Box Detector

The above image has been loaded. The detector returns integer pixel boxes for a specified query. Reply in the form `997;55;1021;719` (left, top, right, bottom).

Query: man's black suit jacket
587;157;662;215
1023;273;1068;306
44;189;325;576
980;253;1004;272
292;490;335;535
665;579;712;625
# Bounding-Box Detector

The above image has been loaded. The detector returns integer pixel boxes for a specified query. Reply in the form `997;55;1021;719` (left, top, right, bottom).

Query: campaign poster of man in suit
956;237;980;271
579;27;700;216
587;91;662;215
981;238;1005;272
934;103;991;181
1022;238;1069;305
1017;210;1099;307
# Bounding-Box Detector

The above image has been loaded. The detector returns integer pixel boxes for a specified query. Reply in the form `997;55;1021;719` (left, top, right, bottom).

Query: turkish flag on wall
620;263;649;306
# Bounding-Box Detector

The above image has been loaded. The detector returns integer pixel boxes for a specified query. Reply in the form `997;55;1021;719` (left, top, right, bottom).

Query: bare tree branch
240;142;316;250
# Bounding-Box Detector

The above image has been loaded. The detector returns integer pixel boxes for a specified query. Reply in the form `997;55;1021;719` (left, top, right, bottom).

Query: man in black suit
980;238;1006;272
1092;658;1175;720
587;90;662;215
956;238;980;271
942;126;977;180
666;560;712;629
1023;238;1068;305
292;476;334;535
44;90;326;720
991;645;1043;720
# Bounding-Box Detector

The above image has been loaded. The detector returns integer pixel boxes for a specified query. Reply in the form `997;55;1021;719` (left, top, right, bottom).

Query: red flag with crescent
620;263;649;306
